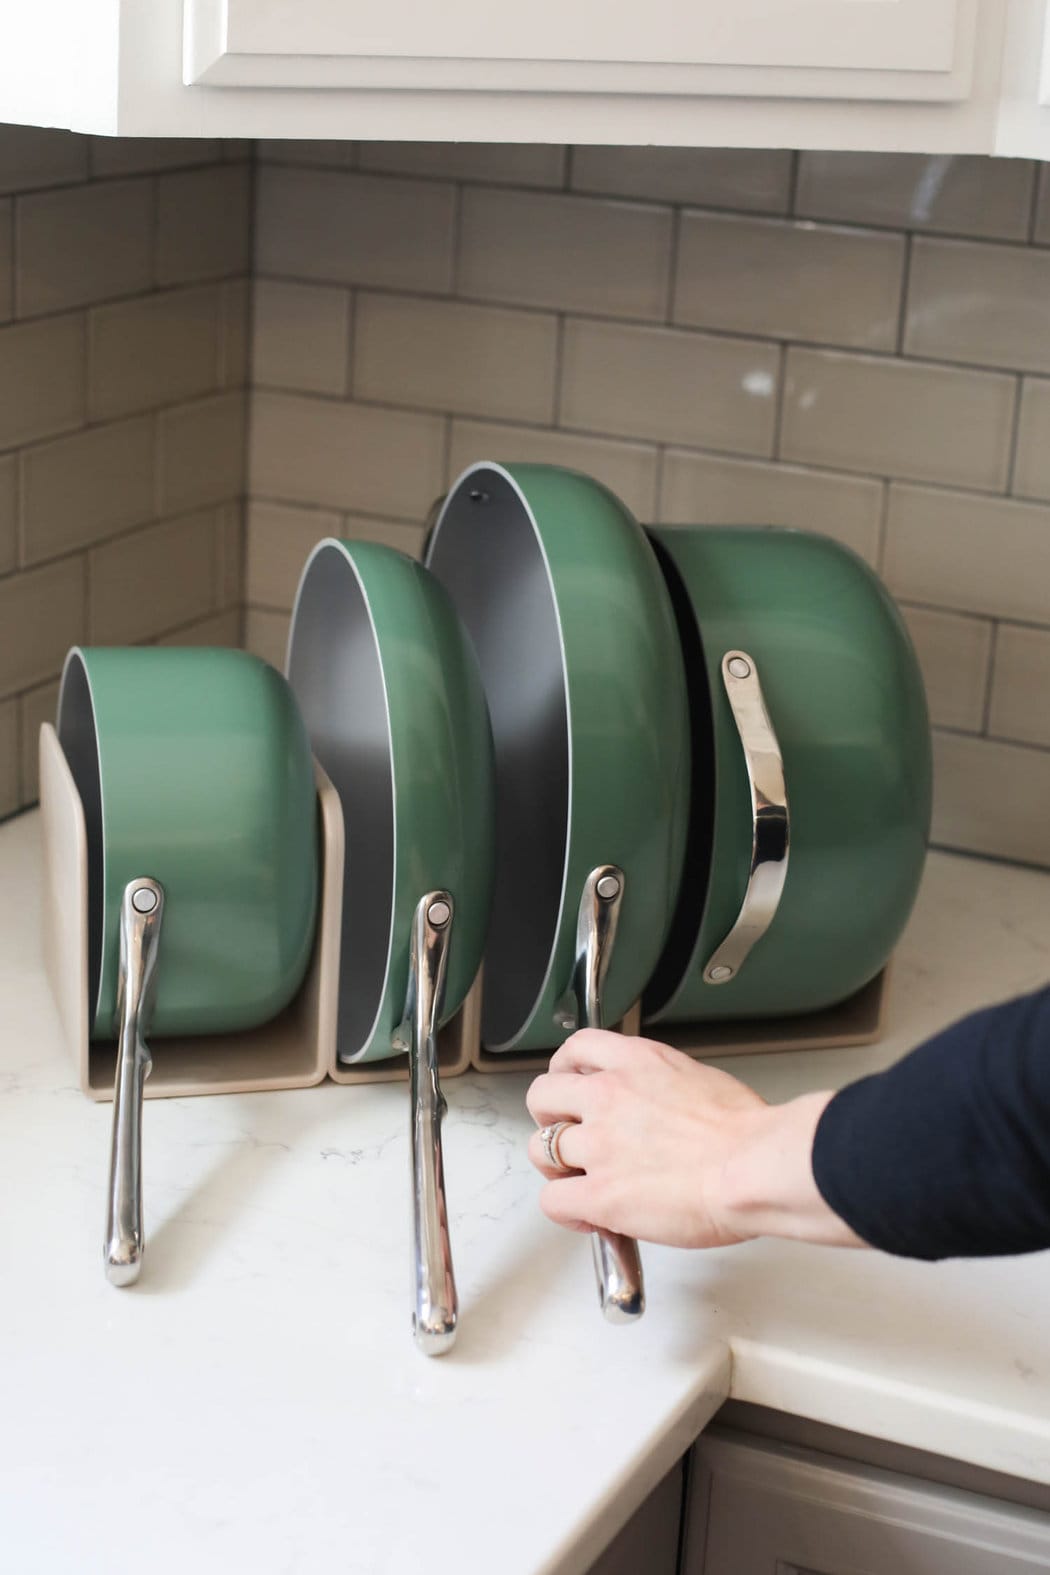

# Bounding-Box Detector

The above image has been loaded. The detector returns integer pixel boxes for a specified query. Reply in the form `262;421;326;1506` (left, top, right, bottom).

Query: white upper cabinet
1;0;1050;155
185;0;972;99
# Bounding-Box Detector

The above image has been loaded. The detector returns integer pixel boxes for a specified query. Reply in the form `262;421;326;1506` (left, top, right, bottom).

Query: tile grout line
895;232;913;356
254;156;1043;247
665;205;681;327
551;313;566;427
1026;166;1041;245
1005;374;1025;496
344;288;358;401
875;478;891;577
242;266;1050;388
981;621;1001;737
448;180;465;297
217;384;1050;513
770;342;789;462
653;445;667;524
786;151;801;217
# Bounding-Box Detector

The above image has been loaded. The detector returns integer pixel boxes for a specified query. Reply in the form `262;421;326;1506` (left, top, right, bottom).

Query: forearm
718;1091;869;1249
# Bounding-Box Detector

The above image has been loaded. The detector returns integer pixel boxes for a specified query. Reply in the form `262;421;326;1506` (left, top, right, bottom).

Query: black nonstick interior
287;543;394;1062
56;651;106;1026
427;467;569;1050
641;534;717;1018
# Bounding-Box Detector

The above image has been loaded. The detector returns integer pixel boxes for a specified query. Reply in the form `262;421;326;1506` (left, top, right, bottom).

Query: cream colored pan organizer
39;723;474;1098
468;966;886;1075
40;722;886;1099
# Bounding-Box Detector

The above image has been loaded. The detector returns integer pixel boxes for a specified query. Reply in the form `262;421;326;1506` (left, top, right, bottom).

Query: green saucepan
643;526;932;1025
286;538;495;1354
56;645;319;1286
425;462;691;1324
57;646;318;1038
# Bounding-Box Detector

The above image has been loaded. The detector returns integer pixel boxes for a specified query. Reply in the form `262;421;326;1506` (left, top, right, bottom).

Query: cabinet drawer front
688;1435;1050;1575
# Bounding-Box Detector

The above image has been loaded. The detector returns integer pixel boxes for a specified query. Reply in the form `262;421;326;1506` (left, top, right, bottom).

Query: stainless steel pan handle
574;866;645;1324
404;892;458;1356
703;652;789;987
104;878;164;1287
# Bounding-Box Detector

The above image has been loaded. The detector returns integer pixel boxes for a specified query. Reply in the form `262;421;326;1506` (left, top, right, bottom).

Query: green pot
56;646;319;1040
286;539;495;1064
644;526;932;1023
426;463;691;1053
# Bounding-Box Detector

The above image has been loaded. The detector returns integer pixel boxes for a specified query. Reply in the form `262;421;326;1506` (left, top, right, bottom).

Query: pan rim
56;646;106;1029
287;537;398;1064
429;461;573;1052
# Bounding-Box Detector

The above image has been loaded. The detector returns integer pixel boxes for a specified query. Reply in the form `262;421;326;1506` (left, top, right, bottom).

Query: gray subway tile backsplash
781;347;1015;491
458;185;674;320
796;152;1036;241
16;178;153;317
2;127;1049;872
674;211;905;350
904;236;1050;375
353;293;559;424
571;146;794;213
560;317;779;453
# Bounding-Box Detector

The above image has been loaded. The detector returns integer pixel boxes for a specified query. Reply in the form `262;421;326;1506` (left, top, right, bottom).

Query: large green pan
56;646;319;1286
425;463;691;1325
286;539;495;1355
644;526;931;1025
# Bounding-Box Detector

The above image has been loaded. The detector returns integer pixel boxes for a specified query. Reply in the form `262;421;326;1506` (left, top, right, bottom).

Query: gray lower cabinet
684;1430;1050;1574
585;1461;684;1575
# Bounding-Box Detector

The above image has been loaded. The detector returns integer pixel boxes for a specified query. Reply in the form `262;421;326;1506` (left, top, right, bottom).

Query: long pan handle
573;866;645;1324
408;892;458;1356
104;878;164;1287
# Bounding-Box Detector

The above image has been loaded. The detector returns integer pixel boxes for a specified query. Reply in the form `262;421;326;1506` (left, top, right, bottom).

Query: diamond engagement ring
539;1120;576;1172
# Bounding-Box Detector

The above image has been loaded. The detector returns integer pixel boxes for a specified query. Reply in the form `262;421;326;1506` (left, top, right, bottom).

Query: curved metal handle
406;892;458;1356
104;878;164;1287
574;866;645;1325
703;652;789;987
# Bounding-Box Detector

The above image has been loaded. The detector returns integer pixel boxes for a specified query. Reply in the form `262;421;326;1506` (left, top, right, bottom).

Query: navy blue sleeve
811;985;1050;1260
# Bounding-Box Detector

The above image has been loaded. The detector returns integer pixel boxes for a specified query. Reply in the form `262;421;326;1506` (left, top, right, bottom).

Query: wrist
717;1091;864;1247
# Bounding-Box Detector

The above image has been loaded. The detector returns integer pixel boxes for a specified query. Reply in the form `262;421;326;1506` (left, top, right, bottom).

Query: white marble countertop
2;807;1050;1575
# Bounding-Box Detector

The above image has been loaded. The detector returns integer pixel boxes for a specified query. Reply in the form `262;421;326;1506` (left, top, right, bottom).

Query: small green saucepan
425;463;692;1327
286;539;495;1355
643;526;932;1025
56;647;319;1286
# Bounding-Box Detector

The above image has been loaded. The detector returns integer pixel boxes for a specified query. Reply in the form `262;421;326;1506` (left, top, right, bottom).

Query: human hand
526;1030;861;1251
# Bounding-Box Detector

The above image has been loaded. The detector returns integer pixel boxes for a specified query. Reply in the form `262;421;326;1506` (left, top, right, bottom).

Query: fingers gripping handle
573;866;645;1324
104;878;164;1287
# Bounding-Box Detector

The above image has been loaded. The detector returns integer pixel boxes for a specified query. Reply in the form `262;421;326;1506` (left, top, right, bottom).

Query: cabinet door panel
686;1435;1050;1575
184;0;976;101
200;0;957;70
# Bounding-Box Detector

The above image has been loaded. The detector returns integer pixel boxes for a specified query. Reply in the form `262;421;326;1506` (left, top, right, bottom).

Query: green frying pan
287;539;495;1355
426;463;691;1325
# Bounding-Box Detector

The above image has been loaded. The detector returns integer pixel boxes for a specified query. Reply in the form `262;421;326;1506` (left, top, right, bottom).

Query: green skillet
425;462;691;1324
286;538;495;1354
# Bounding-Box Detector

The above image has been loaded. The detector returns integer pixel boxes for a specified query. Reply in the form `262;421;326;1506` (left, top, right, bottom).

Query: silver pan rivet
709;964;733;982
427;899;451;928
131;888;158;914
595;874;621;901
727;656;751;679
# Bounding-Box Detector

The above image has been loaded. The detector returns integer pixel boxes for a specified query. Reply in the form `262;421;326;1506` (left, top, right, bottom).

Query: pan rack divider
40;719;887;1096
